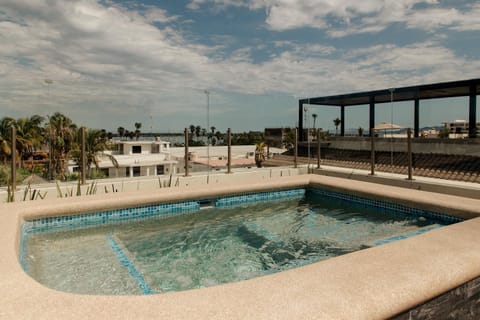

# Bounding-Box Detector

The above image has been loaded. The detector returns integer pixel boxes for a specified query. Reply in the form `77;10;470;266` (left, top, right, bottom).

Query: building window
100;168;109;177
157;165;164;175
125;167;129;176
133;166;141;177
132;146;142;154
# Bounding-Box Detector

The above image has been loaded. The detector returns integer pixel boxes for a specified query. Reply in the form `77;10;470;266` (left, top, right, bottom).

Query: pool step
106;234;155;295
370;225;443;247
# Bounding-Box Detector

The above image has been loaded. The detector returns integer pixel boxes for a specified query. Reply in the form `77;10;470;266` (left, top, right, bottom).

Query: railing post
184;128;189;177
370;128;375;175
317;129;321;169
294;128;298;168
407;128;413;180
227;128;232;174
81;127;86;185
11;126;16;199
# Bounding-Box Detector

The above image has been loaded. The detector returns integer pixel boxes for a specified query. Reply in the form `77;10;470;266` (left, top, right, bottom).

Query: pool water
23;191;448;295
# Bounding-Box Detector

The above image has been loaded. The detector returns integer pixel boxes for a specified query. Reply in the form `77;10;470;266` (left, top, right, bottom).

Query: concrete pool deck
1;174;480;319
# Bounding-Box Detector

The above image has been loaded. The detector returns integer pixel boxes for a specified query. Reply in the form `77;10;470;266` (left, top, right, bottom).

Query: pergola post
407;128;413;180
340;105;345;136
294;128;298;168
469;83;477;138
370;128;375;175
369;96;375;134
414;99;420;138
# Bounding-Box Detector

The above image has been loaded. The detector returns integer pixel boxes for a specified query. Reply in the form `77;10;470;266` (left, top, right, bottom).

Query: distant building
97;138;177;178
420;128;440;138
444;120;480;139
264;128;294;147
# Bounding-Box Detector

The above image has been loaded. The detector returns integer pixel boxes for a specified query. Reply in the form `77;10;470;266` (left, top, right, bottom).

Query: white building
444;120;480;139
97;139;177;178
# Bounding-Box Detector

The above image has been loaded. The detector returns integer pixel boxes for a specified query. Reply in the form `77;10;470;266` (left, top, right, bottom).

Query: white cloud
0;0;479;131
189;0;480;36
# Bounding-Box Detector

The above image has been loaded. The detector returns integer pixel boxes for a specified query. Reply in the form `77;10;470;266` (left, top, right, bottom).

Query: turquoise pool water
21;189;457;295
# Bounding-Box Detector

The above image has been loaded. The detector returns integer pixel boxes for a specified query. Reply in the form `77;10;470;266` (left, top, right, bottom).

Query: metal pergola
298;78;480;140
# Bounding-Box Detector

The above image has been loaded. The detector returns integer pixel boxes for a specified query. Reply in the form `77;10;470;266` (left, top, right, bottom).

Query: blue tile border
215;189;306;208
372;225;442;246
22;201;201;235
22;189;307;236
107;235;154;295
307;188;463;224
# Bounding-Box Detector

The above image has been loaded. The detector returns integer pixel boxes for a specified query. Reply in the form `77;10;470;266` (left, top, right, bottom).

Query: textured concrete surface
1;174;480;319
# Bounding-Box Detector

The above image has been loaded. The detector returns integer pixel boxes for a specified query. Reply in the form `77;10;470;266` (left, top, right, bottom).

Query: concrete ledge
1;175;480;319
313;166;480;200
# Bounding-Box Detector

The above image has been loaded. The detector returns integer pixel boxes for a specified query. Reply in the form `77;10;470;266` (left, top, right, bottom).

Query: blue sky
0;0;479;133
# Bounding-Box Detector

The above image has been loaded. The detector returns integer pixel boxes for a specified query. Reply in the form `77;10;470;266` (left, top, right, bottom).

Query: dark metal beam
340;106;345;136
305;78;480;107
298;101;304;141
369;96;375;132
469;83;477;138
414;99;420;138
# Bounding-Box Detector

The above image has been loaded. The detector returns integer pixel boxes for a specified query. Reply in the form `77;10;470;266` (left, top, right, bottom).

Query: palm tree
71;129;118;179
134;122;141;140
254;142;267;168
312;114;318;130
47;112;78;180
0;117;14;164
15;115;45;169
195;126;202;141
209;126;216;144
333;117;341;135
215;131;223;143
189;125;195;140
117;127;125;140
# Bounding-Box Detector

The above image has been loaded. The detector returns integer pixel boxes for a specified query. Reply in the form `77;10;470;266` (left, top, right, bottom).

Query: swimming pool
4;175;480;319
20;187;460;295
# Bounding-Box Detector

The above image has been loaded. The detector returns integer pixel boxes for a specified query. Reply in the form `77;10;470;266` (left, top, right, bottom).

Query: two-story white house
96;138;178;178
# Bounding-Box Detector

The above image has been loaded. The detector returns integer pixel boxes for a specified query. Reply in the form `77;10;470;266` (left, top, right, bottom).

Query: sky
1;0;479;134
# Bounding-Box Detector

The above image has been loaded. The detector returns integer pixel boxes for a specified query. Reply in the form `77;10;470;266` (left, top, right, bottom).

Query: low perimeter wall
0;167;305;203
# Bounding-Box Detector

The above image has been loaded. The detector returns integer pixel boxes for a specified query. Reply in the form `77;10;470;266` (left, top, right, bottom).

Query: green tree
189;125;195;140
215;131;223;144
71;129;118;179
358;127;364;137
14;115;45;169
134;122;142;140
195;126;202;141
254;142;267;168
438;127;450;138
333;117;341;135
0;117;14;164
47;112;78;180
117;127;125;140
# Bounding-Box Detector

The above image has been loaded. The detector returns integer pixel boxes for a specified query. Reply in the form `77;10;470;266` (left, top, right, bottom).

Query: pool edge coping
2;174;480;319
